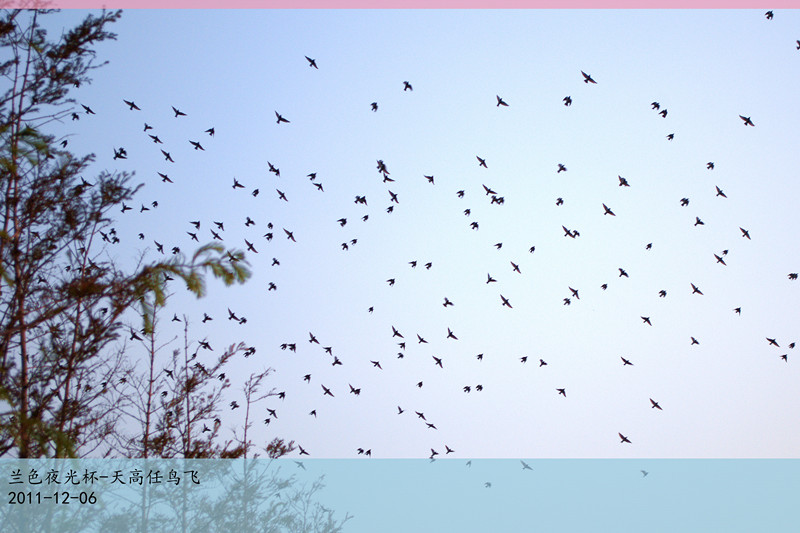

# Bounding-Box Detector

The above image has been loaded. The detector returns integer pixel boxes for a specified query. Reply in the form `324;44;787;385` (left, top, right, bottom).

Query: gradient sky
38;9;800;459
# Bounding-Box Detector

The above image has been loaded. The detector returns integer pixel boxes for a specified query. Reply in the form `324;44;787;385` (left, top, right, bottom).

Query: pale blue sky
41;9;800;458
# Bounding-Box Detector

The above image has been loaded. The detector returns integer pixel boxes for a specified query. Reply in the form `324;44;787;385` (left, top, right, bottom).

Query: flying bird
305;56;318;68
123;99;140;110
500;295;512;308
619;433;631;444
602;203;615;216
739;115;754;126
740;227;750;239
581;70;597;84
172;106;186;117
403;81;413;91
691;283;703;295
275;112;290;124
715;186;727;198
563;96;572;106
618;176;630;187
650;398;662;410
477;156;487;168
496;95;509;107
621;357;633;366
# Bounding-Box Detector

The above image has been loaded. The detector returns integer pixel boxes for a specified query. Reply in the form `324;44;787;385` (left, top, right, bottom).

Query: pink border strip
12;2;800;9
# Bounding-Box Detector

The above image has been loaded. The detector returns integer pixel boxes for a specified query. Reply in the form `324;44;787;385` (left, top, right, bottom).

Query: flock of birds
67;10;800;469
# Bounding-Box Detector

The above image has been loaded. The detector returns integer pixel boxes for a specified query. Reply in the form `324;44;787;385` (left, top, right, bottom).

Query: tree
0;9;250;458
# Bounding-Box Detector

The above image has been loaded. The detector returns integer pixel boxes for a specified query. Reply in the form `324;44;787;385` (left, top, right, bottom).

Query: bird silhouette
603;203;615;216
739;115;754;126
765;10;773;19
581;70;597;84
305;56;318;68
641;316;652;326
496;95;509;107
403;81;413;91
563;96;572;106
275;111;290;124
650;398;662;410
740;227;751;239
500;295;512;308
477;156;487;168
691;283;703;295
715;186;727;198
621;357;633;366
371;102;378;111
619;433;631;443
123;99;140;110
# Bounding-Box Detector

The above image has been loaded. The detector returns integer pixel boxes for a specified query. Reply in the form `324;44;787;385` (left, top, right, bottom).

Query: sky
37;9;800;459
